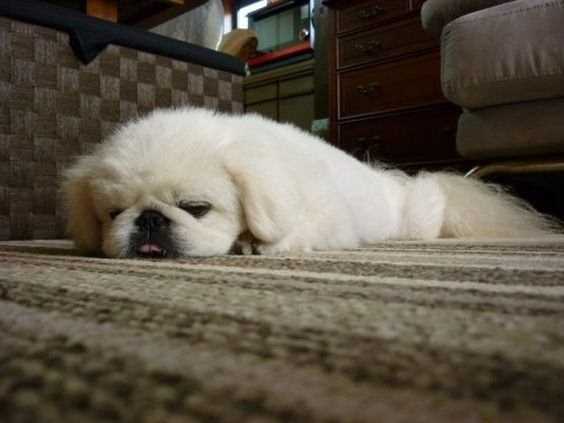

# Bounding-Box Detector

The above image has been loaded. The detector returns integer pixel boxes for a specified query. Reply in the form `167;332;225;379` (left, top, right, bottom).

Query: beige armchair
421;0;564;177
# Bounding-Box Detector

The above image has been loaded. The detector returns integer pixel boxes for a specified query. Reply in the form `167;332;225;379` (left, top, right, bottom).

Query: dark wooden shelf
41;0;208;27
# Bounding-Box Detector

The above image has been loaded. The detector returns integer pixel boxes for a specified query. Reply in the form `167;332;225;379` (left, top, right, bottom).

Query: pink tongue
137;244;162;254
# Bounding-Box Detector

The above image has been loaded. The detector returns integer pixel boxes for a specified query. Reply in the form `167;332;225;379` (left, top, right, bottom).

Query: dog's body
63;108;557;258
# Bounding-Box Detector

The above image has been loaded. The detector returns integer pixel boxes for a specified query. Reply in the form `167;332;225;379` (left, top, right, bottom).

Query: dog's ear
224;145;299;244
61;163;102;255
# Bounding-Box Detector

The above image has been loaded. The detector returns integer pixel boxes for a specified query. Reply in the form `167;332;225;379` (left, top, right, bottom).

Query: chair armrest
421;0;515;37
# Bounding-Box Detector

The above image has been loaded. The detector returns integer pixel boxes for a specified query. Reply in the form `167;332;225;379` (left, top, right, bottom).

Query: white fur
62;107;560;258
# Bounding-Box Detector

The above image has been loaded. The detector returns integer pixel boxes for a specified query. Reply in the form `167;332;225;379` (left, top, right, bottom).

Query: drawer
338;17;436;69
336;0;410;34
245;83;277;105
411;0;425;10
338;51;443;118
339;106;461;163
279;75;314;98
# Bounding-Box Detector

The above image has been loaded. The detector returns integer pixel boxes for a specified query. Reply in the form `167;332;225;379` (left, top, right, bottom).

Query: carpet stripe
7;256;562;297
2;301;552;423
2;239;564;421
3;268;564;367
2;251;564;289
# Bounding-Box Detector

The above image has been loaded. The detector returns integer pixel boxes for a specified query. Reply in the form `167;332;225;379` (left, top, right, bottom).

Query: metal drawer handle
354;41;381;54
443;126;457;138
357;82;380;94
357;5;384;18
356;135;381;143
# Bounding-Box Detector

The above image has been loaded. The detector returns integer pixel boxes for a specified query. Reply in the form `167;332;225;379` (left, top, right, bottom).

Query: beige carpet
1;238;564;422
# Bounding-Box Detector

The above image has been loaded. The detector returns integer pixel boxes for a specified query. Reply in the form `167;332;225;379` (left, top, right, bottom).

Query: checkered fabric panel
0;17;244;240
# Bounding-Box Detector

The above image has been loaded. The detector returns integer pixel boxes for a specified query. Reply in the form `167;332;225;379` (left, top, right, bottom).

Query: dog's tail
402;172;561;239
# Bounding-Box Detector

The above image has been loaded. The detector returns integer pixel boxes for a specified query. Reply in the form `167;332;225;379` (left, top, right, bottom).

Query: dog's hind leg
400;174;446;240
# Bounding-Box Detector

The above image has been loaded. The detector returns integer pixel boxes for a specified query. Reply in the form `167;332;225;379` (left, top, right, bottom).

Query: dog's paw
255;236;311;256
230;231;260;255
231;231;312;256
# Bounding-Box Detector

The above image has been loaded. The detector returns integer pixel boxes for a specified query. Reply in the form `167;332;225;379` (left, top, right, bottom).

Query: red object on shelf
248;41;312;67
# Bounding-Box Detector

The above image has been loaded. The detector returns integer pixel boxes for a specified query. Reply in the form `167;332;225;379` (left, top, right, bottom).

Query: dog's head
62;109;298;258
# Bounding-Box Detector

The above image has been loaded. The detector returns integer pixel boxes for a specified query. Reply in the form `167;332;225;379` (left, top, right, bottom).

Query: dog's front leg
254;233;312;256
229;231;261;255
231;230;311;256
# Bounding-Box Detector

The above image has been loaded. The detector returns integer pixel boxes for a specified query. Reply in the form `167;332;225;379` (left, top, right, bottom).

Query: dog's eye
179;201;211;218
109;209;123;220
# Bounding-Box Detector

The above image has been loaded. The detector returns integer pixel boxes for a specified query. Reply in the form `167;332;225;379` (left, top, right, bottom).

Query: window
236;0;267;29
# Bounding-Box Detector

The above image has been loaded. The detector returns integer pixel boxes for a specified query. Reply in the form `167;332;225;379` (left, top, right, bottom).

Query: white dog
62;107;558;258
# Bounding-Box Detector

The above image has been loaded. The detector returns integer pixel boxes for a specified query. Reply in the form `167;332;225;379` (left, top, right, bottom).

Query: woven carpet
1;238;564;422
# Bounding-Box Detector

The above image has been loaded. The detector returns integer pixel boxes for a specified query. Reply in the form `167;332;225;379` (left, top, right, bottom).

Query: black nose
135;210;169;231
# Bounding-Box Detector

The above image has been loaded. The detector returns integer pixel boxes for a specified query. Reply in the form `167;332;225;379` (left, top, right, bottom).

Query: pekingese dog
62;107;558;258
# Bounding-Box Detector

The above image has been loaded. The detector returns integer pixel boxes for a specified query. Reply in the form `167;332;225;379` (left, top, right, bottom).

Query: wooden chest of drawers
324;0;462;168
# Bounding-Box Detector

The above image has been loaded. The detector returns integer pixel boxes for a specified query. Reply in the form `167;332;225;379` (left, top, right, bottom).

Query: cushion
421;0;513;38
441;0;564;109
456;97;564;159
218;29;258;61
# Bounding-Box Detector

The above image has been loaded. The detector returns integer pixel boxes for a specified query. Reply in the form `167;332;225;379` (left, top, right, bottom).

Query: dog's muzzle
128;210;177;258
135;210;170;231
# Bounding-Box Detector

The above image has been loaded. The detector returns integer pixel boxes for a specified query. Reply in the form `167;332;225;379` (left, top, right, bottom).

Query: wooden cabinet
336;0;410;33
339;105;459;163
338;17;434;68
324;0;462;168
244;60;315;132
339;51;443;117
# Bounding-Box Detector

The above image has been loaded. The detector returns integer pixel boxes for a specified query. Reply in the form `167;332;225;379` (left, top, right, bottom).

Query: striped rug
1;238;564;422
